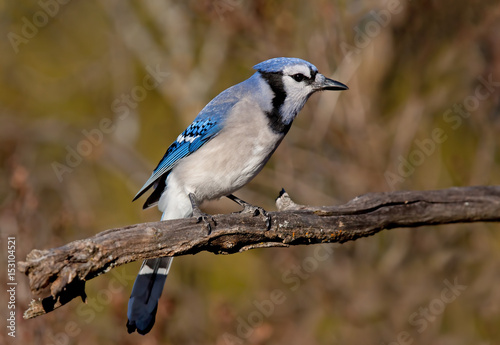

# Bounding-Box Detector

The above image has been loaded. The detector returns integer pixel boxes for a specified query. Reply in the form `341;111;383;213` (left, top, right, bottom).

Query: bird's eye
291;73;306;82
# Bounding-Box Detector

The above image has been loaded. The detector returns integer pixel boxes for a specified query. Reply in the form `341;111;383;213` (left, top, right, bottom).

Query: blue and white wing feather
133;87;241;207
133;118;221;202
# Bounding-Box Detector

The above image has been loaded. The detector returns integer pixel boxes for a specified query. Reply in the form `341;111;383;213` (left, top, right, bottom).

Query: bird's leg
189;193;215;234
226;194;271;230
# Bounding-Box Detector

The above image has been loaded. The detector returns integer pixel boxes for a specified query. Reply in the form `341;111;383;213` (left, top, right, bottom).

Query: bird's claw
193;209;215;235
236;204;271;230
189;193;215;234
226;194;271;230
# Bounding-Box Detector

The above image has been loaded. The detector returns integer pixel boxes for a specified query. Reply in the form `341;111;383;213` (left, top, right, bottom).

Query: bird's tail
126;256;173;334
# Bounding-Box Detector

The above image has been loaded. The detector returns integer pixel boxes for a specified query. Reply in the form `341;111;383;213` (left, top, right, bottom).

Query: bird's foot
189;193;215;235
240;204;271;230
193;208;215;235
227;194;271;230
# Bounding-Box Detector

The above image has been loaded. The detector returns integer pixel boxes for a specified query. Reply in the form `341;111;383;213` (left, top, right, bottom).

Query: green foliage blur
1;0;500;344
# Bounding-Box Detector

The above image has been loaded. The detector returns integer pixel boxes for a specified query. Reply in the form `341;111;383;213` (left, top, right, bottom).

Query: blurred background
1;0;500;344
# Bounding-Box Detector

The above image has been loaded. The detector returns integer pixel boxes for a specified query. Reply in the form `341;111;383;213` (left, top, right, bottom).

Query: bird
126;57;348;335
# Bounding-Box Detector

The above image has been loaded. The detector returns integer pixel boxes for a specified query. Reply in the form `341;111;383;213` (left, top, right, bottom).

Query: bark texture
19;186;500;319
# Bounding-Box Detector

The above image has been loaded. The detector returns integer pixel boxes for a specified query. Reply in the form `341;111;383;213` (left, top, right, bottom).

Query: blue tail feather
127;257;173;335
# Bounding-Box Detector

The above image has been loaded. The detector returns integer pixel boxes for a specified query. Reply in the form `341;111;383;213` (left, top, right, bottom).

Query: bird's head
253;57;348;132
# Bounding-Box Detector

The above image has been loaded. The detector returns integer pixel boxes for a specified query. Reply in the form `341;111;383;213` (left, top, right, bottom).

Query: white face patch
257;61;322;128
282;76;313;96
282;63;316;95
283;64;313;78
280;75;315;124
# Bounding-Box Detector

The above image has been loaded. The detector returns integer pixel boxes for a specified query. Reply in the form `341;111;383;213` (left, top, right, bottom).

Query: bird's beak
314;74;349;91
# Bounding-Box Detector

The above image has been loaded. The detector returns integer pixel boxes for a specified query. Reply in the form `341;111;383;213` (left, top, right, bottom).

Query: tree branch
19;186;500;319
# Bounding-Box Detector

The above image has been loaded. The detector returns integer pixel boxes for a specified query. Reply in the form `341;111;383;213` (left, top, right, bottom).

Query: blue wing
132;76;248;206
133;117;222;202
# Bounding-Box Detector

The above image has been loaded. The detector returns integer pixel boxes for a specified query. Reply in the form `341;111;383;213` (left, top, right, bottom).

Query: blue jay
126;57;348;334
